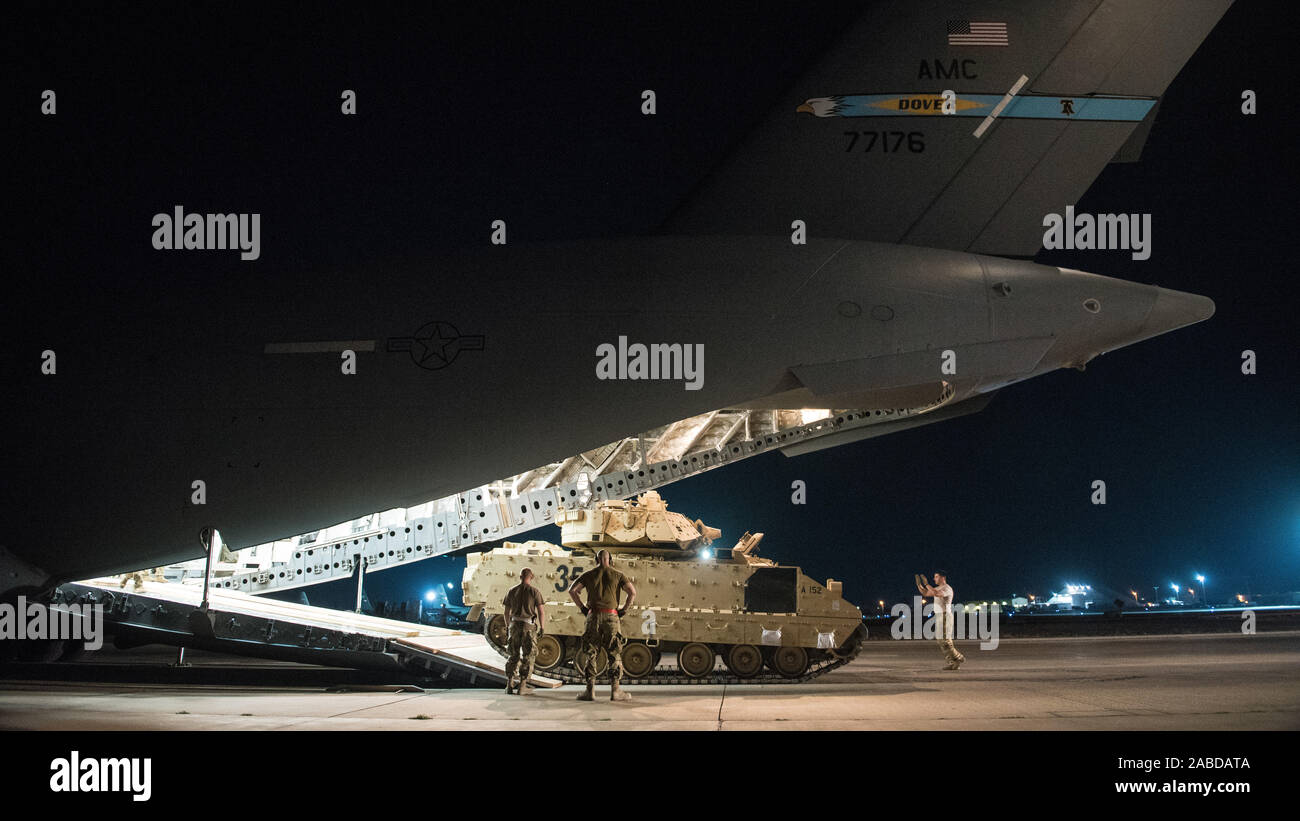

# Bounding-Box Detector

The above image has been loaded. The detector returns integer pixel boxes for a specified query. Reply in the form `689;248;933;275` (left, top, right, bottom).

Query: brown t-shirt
503;582;544;621
576;565;628;610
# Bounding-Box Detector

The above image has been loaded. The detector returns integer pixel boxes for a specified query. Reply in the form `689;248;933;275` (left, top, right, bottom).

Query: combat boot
610;682;631;702
518;683;535;695
576;683;595;701
504;678;517;694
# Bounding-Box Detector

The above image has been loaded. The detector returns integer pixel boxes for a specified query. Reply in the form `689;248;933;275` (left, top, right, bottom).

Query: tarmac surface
1;631;1296;730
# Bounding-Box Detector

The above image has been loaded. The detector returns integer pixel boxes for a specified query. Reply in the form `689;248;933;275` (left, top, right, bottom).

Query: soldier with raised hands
918;570;964;670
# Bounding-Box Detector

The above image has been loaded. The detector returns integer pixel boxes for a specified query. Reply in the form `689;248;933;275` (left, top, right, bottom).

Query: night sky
12;2;1298;610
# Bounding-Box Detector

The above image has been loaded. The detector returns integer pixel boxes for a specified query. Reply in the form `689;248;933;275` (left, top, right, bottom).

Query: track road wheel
677;642;716;678
769;645;809;678
622;642;656;678
725;644;763;678
485;614;508;651
571;642;609;676
535;634;564;671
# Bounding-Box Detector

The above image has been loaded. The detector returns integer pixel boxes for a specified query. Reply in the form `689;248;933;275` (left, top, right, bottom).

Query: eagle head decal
796;96;846;117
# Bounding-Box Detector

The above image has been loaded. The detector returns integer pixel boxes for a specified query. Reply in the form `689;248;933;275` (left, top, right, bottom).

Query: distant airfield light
1170;583;1180;593
1195;574;1205;583
699;548;713;560
446;582;454;589
425;590;437;602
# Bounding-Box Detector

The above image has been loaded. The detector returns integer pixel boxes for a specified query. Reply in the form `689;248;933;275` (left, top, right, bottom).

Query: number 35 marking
554;565;585;592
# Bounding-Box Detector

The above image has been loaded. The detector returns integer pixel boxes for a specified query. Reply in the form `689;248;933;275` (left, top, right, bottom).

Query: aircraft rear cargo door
744;567;798;613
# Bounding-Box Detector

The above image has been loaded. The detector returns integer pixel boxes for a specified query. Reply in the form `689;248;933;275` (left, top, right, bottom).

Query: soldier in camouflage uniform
568;549;637;701
503;568;545;694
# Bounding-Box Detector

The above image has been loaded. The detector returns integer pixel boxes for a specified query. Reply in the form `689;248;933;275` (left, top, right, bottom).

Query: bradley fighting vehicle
462;491;867;683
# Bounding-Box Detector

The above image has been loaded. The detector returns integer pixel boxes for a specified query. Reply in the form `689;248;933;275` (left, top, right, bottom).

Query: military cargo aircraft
3;1;1229;596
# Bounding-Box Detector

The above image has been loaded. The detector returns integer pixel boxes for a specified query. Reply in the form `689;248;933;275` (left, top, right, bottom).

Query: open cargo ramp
49;579;561;689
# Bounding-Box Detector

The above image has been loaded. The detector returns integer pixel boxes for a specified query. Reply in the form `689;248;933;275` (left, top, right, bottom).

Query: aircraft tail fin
663;1;1232;257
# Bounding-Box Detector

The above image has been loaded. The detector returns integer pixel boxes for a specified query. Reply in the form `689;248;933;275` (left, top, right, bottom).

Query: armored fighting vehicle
462;491;867;683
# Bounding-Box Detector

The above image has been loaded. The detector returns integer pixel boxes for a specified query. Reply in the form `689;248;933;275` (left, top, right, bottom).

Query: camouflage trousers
578;612;625;685
505;621;539;684
936;611;965;665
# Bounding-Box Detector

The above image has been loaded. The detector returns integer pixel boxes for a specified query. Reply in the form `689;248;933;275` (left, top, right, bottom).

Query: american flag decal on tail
948;20;1009;47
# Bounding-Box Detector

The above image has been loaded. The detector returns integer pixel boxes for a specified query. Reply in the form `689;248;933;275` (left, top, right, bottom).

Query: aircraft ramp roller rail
204;386;957;596
49;580;561;689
